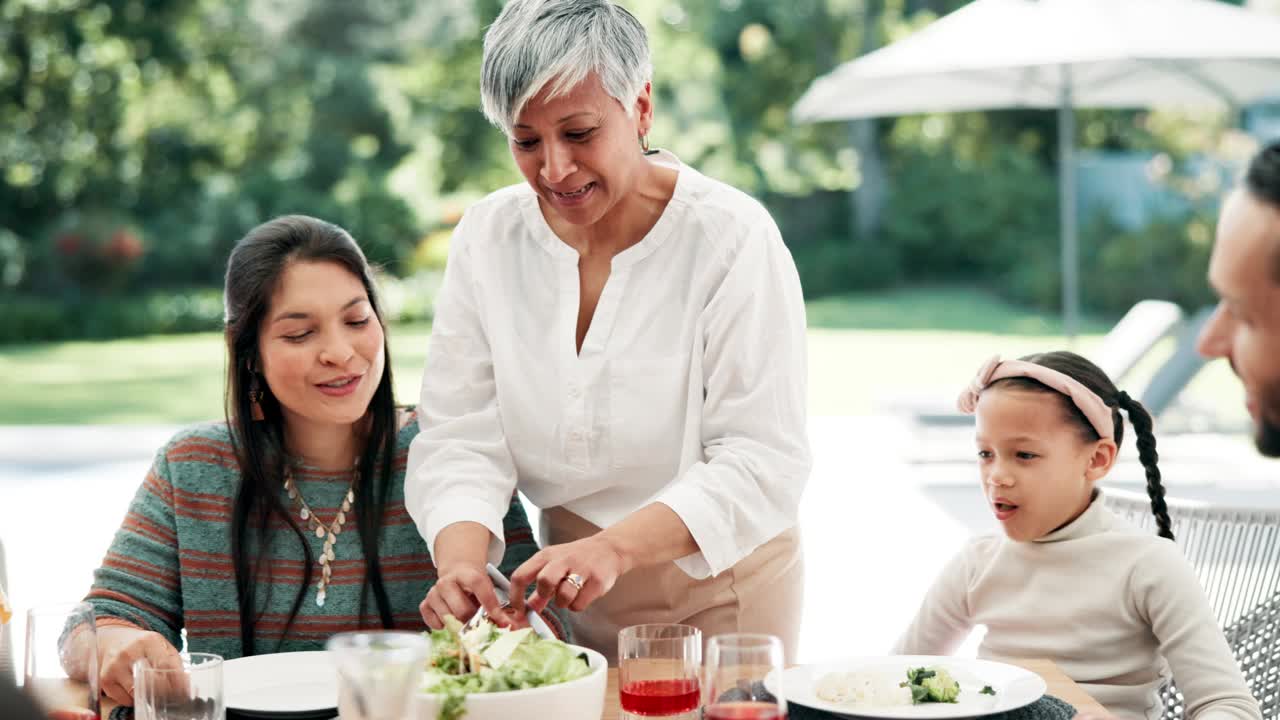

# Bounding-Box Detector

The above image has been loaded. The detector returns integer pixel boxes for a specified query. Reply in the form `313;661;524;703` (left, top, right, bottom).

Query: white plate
223;651;338;716
775;656;1047;719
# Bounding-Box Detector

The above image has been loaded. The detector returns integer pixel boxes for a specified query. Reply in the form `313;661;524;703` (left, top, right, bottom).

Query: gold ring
562;572;585;591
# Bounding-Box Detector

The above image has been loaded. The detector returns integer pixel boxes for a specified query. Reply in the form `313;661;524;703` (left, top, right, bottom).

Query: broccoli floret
921;668;961;703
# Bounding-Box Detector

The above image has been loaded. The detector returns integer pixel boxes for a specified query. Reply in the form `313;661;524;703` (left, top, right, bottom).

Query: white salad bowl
412;645;608;720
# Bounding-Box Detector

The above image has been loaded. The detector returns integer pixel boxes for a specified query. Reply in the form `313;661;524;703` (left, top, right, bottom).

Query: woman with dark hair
76;215;552;706
894;351;1260;720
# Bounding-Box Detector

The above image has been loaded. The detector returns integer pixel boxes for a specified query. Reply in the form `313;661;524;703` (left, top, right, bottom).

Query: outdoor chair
1103;487;1280;719
901;299;1187;428
1137;305;1216;418
1092;300;1184;386
0;536;13;684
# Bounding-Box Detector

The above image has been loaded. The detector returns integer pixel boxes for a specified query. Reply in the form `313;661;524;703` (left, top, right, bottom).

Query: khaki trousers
541;506;804;665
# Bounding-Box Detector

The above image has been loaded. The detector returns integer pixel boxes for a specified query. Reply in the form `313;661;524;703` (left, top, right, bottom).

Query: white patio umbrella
793;0;1280;338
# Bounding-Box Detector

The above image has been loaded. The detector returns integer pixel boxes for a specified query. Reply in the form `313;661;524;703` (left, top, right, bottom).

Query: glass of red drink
703;634;787;720
618;624;702;720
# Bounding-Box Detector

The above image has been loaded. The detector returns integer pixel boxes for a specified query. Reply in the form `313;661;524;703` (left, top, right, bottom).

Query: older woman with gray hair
405;0;810;661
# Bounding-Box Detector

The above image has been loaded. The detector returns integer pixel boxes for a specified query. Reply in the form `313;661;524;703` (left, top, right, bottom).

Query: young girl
894;352;1260;720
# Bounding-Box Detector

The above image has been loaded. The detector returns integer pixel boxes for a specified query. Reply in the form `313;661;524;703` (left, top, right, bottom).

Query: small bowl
413;645;608;720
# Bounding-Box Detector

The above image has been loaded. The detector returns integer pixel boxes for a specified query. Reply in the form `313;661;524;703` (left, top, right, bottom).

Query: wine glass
23;602;99;720
618;624;702;720
703;634;788;720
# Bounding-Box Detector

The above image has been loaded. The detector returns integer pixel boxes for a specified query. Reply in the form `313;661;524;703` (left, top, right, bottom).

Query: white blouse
404;151;811;579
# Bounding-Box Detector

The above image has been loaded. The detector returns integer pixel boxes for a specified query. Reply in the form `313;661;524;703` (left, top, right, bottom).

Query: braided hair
991;351;1175;541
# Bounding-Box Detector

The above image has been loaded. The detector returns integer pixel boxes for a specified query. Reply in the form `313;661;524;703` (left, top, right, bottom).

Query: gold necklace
283;464;357;607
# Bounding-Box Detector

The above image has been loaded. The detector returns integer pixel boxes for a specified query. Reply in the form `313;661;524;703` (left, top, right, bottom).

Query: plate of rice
775;656;1046;718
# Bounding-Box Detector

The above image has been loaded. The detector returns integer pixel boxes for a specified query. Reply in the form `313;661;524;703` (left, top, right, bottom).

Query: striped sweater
85;409;562;659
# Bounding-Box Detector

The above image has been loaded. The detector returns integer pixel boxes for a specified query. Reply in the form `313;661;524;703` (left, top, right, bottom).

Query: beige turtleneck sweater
893;495;1260;720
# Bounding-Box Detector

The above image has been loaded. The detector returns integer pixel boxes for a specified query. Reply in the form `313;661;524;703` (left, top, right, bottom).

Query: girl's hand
96;625;183;706
507;534;632;615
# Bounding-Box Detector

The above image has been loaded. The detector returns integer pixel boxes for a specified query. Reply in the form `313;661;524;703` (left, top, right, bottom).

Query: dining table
58;657;1104;719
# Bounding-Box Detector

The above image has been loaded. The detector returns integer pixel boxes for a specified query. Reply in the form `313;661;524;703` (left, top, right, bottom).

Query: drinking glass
132;652;224;720
0;581;13;681
23;602;99;720
327;631;430;720
703;634;787;720
618;624;702;720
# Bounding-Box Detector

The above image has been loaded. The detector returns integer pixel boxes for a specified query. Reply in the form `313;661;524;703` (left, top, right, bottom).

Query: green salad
423;615;593;720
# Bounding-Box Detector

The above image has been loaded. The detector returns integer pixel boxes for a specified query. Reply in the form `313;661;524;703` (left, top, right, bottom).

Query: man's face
1198;189;1280;456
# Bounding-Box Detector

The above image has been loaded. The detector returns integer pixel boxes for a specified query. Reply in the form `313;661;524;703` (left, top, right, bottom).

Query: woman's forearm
433;521;496;570
599;503;700;573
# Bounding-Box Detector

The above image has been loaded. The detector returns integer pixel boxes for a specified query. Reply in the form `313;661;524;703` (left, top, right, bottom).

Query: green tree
1;0;423;293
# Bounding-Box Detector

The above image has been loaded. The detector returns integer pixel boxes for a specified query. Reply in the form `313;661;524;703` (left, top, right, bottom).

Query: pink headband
957;356;1116;440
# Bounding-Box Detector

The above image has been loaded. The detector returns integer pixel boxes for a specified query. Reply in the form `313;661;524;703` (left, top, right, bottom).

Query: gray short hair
480;0;653;136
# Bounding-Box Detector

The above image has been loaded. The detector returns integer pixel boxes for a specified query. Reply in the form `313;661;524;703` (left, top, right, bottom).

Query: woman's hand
508;534;633;615
419;563;511;630
421;521;516;630
96;625;183;706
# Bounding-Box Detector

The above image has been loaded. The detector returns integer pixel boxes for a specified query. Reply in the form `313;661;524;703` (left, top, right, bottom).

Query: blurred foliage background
0;0;1272;344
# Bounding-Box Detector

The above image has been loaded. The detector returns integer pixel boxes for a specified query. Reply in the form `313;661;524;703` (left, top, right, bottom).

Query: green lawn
0;325;435;424
805;286;1112;335
0;287;1246;426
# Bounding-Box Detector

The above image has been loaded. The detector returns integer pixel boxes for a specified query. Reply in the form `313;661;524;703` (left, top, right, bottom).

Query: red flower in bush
104;229;144;261
56;233;84;257
47;214;147;293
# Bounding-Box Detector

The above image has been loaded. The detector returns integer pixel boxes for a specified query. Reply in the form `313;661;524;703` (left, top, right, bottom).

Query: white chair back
1103;488;1280;719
